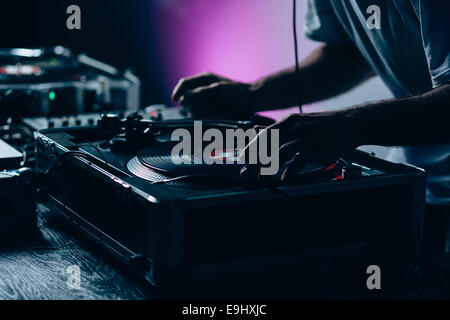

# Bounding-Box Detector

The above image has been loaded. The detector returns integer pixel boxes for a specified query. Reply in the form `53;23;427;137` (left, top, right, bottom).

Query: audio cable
293;0;303;113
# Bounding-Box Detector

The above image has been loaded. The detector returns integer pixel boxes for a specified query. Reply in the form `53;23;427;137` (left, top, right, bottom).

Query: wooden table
2;204;443;300
0;204;332;300
0;204;150;300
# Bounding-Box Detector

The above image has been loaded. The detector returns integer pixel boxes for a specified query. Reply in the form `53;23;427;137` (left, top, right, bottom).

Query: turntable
0;46;140;118
35;112;426;288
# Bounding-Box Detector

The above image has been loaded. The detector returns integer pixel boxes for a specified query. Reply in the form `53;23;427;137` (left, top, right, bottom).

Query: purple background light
152;0;320;119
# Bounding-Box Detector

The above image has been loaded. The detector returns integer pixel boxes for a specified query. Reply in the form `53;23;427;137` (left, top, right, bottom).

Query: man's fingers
239;127;272;181
180;82;228;116
278;139;303;165
172;72;220;102
240;139;303;182
281;152;306;182
239;121;293;164
240;164;261;184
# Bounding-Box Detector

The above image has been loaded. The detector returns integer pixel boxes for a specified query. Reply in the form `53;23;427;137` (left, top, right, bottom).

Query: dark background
0;0;168;106
0;0;389;119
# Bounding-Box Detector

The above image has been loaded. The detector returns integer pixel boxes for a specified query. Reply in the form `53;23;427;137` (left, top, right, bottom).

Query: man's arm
172;42;375;118
241;83;450;176
251;42;375;110
343;83;450;146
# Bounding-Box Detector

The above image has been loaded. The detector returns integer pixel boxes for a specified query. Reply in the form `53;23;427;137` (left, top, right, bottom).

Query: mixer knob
99;113;121;131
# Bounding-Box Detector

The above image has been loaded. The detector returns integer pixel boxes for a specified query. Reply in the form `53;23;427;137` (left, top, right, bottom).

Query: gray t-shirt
305;0;450;205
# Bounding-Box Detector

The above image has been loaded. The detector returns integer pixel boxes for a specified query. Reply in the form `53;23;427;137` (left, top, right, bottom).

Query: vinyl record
126;141;342;186
135;142;245;179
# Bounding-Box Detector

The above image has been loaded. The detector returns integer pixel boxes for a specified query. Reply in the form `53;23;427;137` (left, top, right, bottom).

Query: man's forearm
250;42;375;111
339;83;450;147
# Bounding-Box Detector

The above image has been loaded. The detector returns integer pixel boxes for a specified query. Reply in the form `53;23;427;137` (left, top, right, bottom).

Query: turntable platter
130;143;244;180
126;143;342;187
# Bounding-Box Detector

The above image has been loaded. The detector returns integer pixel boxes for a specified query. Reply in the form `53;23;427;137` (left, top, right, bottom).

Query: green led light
49;91;56;101
49;58;58;66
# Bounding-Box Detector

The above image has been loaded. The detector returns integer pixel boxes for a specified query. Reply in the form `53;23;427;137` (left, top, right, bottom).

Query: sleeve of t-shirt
304;0;350;43
414;0;450;88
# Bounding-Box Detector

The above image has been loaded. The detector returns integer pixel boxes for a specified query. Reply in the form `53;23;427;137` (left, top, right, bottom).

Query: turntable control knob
149;110;163;121
99;113;121;131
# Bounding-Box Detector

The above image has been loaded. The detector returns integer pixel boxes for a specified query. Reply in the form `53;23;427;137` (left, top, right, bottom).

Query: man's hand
240;113;359;181
241;82;450;182
170;44;374;120
172;72;257;120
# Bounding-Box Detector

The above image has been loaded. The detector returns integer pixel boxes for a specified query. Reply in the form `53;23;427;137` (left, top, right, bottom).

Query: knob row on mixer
22;113;102;131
